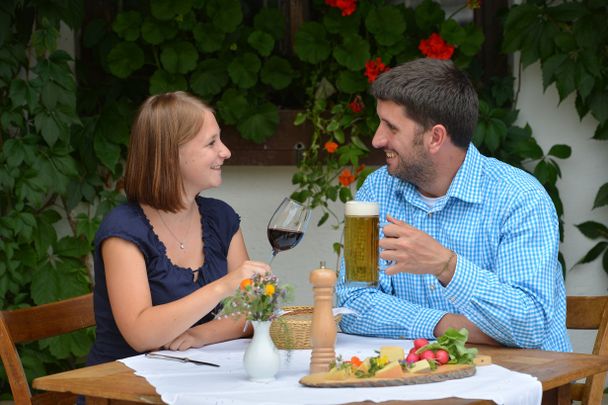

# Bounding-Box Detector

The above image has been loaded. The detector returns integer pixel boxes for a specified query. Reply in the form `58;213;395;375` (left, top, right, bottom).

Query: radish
413;338;429;350
419;350;435;361
405;352;420;364
435;349;449;365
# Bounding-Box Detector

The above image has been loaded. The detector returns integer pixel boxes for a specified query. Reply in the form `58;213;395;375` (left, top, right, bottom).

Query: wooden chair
0;293;95;405
566;295;608;405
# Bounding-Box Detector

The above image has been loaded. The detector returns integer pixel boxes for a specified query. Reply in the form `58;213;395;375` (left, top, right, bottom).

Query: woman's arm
104;229;266;352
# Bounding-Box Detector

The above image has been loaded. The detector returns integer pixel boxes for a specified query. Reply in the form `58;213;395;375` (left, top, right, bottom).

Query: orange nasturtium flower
264;284;276;296
339;169;356;186
324;140;339;154
350;356;363;367
240;278;252;291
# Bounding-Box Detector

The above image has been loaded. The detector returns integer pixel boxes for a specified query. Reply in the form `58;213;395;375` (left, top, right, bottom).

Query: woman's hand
220;260;270;296
164;329;201;351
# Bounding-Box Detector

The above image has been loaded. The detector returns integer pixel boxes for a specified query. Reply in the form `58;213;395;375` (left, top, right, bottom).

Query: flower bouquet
217;272;294;382
217;272;293;322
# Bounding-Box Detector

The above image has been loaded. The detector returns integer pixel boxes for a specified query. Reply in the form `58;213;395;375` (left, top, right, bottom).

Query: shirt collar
393;143;484;207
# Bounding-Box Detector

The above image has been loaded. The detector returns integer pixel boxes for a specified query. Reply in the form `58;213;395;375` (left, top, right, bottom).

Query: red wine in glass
267;198;311;264
267;228;305;253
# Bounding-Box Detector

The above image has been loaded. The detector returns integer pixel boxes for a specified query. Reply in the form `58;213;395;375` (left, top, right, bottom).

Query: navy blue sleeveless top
86;196;240;365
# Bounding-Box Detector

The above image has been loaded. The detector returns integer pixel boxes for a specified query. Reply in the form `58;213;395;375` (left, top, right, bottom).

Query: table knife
145;352;220;367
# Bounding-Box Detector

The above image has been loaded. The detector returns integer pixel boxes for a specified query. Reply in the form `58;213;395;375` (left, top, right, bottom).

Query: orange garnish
350;356;363;367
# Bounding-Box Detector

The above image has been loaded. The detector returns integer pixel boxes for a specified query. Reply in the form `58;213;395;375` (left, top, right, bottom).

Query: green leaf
236;102;279;144
365;6;406;46
112;11;141;41
253;8;285;40
107;42;144;78
207;0;242;33
339;187;353;203
546;2;588;21
248;31;274;57
228;52;261;89
190;59;228;98
149;69;188;94
192;23;224;52
317;212;329;227
142;17;173;45
333;34;370;71
547;144;571;159
3;139;25;167
151;0;194;21
575;221;608;240
294;22;331;64
414;0;445;31
589;90;608;123
93;131;121;171
534;160;557;186
336;70;368;94
34;111;62;147
554;59;576;101
576;242;608;265
594;122;608;141
31;260;89;304
540;54;567;91
261;56;294;90
217;89;249;125
160;41;198;74
323;10;360;35
554;32;577;53
593;183;608;209
440;19;466;44
55;236;91;258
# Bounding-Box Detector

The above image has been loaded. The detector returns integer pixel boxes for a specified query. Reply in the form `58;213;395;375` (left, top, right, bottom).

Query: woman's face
179;109;231;196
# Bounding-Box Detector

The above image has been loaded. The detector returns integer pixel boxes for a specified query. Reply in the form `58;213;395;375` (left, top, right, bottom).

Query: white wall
205;61;608;355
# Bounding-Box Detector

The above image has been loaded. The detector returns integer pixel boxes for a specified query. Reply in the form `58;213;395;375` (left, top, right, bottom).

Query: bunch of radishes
405;338;450;365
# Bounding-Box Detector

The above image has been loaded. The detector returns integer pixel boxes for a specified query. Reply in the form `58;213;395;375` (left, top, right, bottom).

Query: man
336;58;572;351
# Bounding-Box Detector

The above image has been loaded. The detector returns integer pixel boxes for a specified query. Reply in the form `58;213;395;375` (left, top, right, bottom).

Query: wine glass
267;198;312;264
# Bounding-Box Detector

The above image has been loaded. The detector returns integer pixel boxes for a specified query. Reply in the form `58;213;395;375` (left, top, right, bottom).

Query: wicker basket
270;306;342;350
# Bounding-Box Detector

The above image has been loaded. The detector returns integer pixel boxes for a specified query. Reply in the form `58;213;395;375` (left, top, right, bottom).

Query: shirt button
428;212;432;217
449;297;456;303
429;284;436;291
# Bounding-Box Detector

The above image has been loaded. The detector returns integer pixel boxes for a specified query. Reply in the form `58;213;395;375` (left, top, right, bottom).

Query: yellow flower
265;284;275;296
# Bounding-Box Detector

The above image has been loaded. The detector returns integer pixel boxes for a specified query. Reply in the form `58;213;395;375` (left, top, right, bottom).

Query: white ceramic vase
243;320;281;382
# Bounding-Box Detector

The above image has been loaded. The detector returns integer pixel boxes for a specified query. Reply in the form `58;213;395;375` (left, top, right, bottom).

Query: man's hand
380;215;454;280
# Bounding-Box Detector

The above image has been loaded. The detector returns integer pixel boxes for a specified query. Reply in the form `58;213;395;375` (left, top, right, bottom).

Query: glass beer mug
344;201;379;287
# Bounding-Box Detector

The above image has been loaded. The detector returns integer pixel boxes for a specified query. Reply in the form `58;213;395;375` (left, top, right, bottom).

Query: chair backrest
566;295;608;405
0;293;95;405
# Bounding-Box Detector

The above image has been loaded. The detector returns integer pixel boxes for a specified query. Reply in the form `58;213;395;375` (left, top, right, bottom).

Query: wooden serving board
299;364;476;388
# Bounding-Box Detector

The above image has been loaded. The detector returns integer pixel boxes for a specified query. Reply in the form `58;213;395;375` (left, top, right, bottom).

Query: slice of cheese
356;357;371;373
406;359;432;373
374;361;404;379
379;346;405;363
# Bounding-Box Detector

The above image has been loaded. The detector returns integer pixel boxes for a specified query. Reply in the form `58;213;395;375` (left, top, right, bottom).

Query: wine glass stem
268;251;277;265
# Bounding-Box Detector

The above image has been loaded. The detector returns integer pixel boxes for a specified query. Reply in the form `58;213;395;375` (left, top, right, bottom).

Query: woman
87;91;270;365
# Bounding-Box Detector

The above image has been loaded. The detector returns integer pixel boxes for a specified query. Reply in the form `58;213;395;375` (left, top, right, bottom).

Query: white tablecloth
120;333;542;405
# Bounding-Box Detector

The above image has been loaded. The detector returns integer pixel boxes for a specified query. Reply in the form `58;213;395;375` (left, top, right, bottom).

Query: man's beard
389;144;435;186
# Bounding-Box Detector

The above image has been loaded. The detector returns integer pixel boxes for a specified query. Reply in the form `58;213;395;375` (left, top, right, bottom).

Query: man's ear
427;124;448;154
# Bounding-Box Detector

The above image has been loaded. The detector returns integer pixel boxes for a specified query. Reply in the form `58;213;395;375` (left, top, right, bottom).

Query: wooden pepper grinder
309;261;337;374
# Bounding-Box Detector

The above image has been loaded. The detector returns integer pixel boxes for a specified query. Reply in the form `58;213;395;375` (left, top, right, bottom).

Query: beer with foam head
344;201;379;287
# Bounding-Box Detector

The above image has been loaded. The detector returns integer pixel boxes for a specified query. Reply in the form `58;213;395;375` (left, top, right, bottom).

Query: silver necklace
156;208;195;250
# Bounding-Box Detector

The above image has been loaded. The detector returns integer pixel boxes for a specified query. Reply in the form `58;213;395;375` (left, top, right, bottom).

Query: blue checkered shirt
337;144;572;352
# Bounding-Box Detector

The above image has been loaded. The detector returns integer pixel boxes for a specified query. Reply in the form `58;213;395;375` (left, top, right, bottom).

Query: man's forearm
434;313;500;346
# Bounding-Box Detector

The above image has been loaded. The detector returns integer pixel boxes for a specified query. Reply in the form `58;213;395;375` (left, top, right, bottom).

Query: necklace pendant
179;243;185;250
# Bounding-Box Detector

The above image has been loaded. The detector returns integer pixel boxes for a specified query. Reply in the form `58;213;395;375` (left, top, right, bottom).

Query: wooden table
33;345;608;405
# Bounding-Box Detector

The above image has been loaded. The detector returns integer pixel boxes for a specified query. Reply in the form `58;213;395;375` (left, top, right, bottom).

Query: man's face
371;99;435;186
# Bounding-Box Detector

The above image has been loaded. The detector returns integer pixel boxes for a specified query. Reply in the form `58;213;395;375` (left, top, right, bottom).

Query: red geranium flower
324;141;339;154
418;33;455;60
325;0;357;16
339;169;356;186
348;95;365;113
355;164;365;175
364;57;390;83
